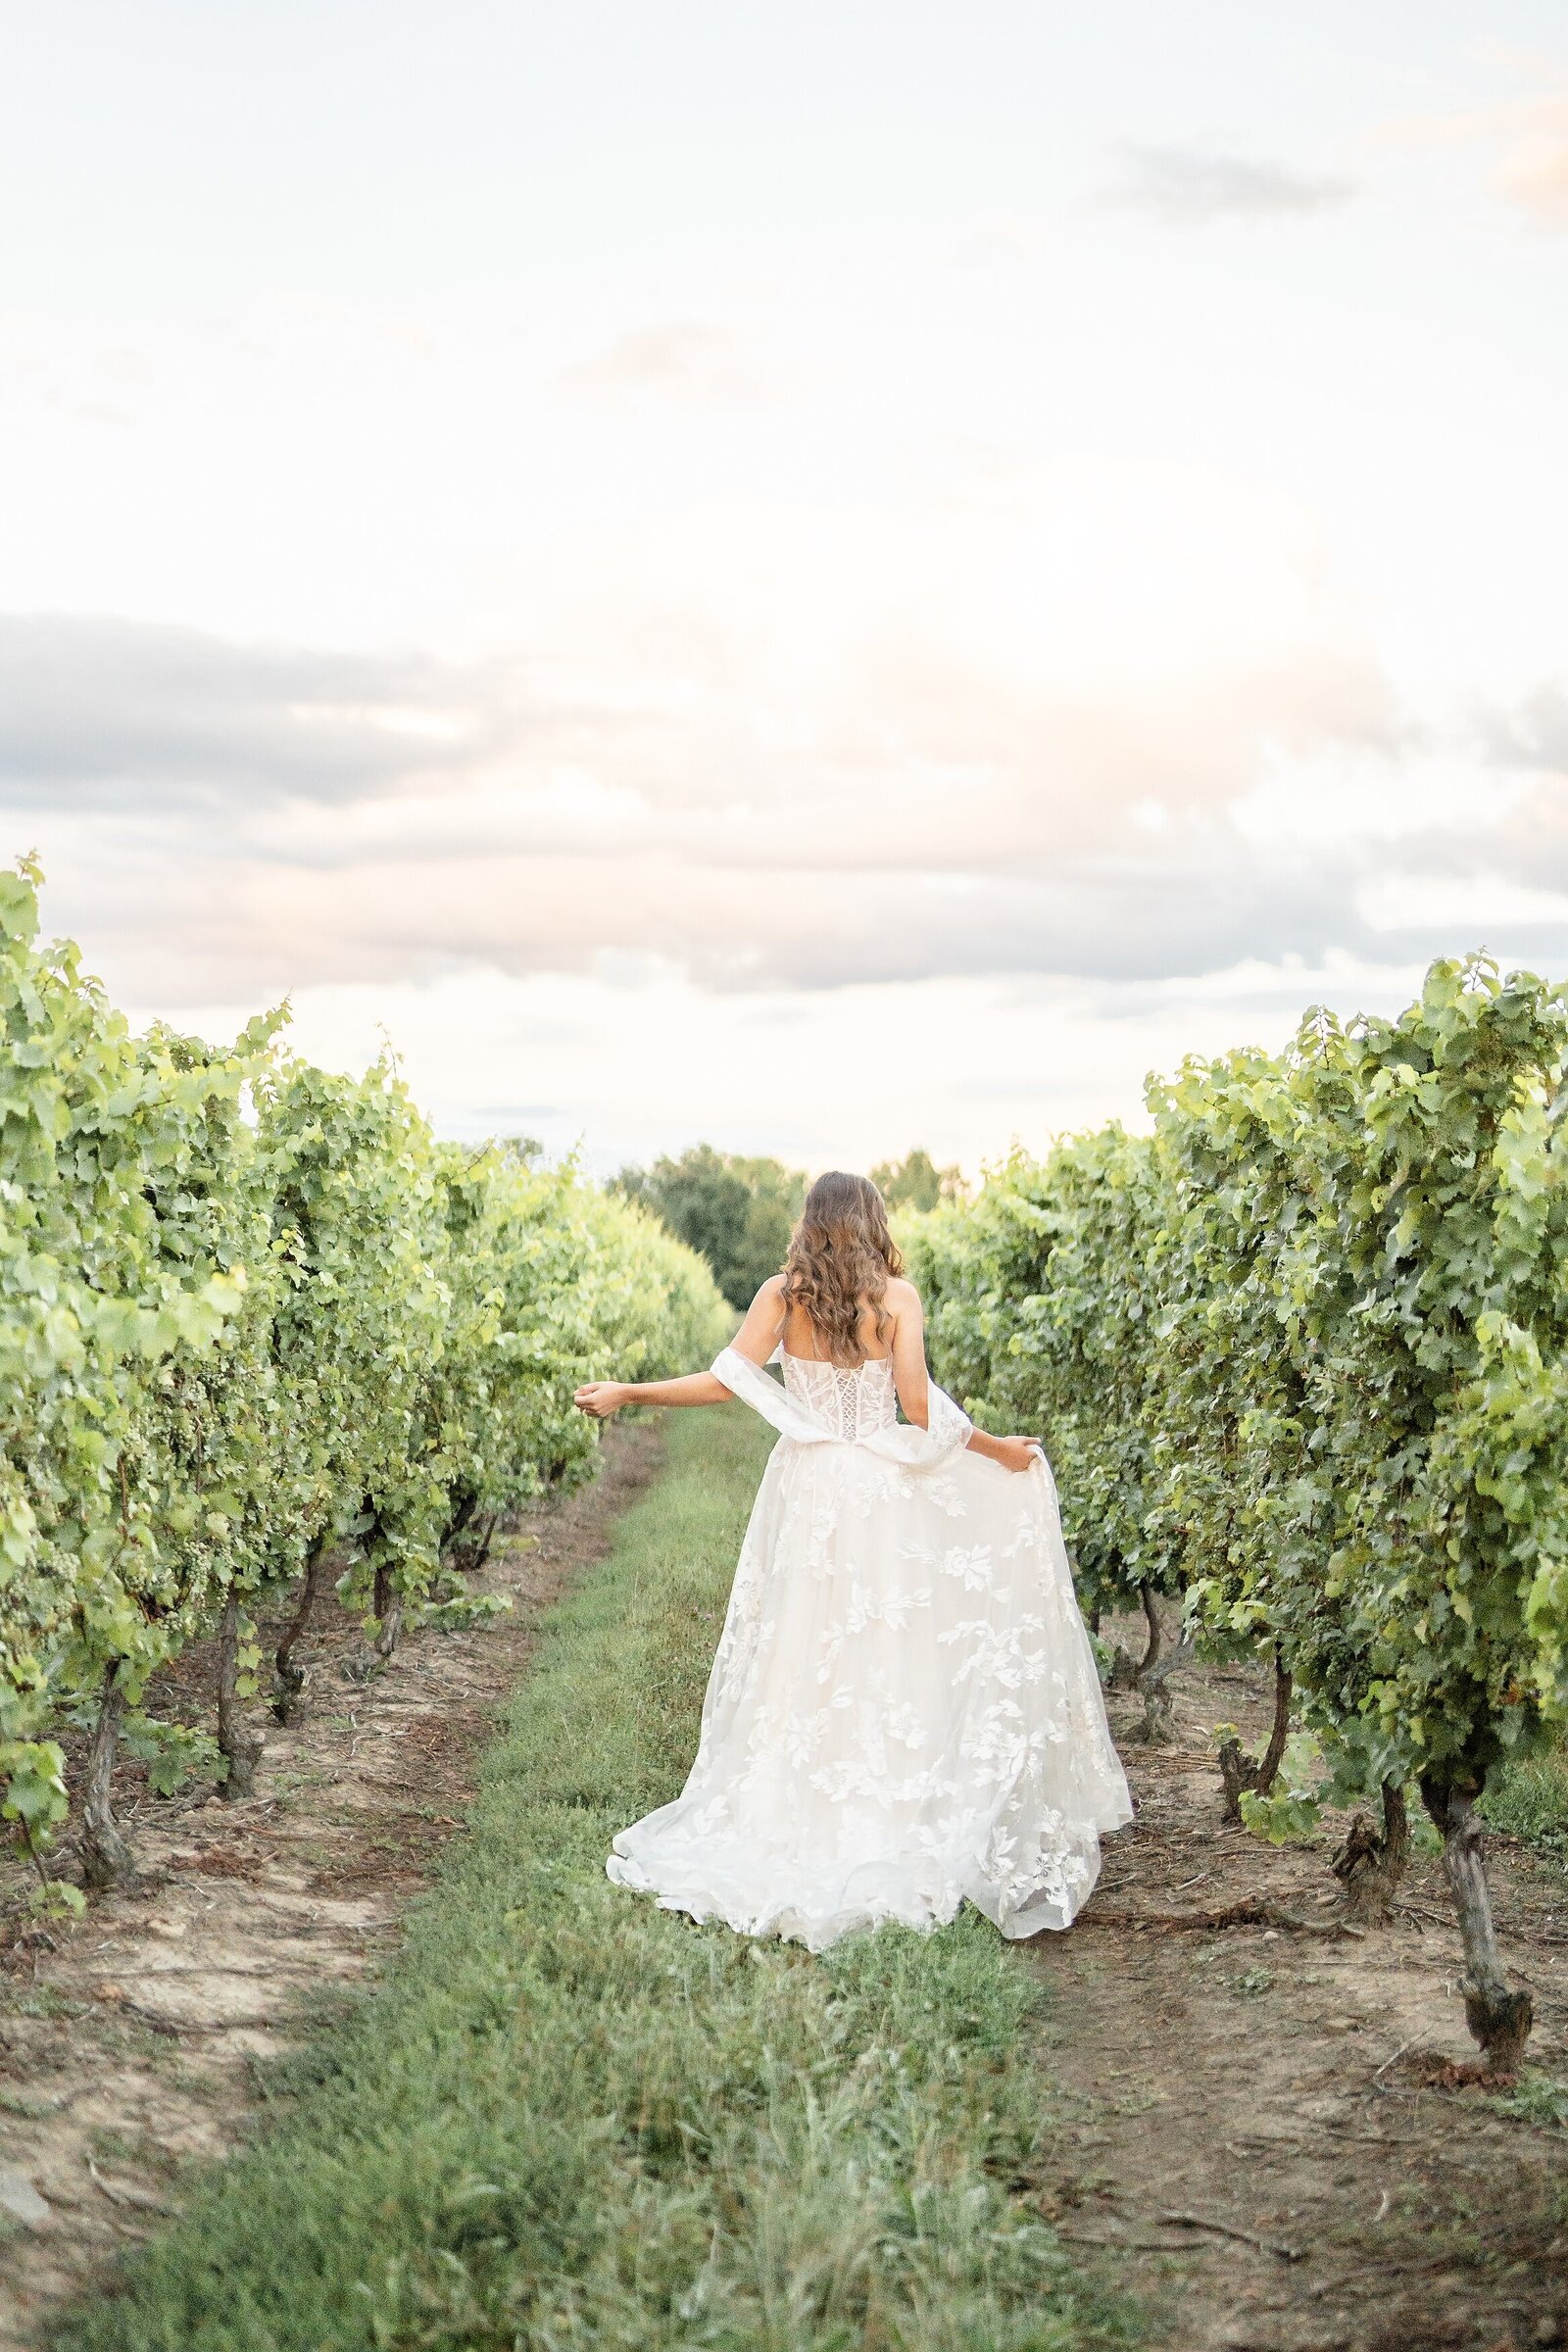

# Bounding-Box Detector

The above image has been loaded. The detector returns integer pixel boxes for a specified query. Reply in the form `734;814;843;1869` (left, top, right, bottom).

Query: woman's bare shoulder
885;1275;923;1315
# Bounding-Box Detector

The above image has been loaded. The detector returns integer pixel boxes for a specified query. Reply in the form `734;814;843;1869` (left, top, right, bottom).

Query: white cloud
559;321;783;408
931;214;1052;267
1498;95;1568;222
6;446;1542;1015
1102;146;1356;223
0;614;497;804
1372;79;1568;227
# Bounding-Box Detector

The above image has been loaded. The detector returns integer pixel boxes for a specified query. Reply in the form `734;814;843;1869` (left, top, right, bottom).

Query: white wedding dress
606;1344;1133;1951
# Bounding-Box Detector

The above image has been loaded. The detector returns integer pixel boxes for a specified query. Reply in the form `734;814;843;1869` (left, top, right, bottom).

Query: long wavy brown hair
779;1171;904;1366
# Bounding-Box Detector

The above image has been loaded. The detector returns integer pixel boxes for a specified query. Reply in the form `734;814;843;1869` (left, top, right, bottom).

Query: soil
0;1420;665;2352
1028;1632;1568;2352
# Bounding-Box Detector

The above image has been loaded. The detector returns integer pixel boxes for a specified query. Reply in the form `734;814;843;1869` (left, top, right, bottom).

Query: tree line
612;1144;962;1308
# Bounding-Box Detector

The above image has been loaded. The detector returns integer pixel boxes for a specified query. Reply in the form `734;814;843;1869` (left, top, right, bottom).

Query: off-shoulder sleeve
711;1346;973;1471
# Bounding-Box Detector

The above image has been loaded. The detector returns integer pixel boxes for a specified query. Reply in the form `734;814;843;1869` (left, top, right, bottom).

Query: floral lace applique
607;1346;1133;1949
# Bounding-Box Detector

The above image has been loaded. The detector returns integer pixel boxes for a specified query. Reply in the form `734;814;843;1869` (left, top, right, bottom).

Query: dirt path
1028;1642;1568;2352
0;1421;664;2352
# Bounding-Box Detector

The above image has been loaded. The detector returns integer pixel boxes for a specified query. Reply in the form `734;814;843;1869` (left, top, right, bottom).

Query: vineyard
4;903;1568;2348
906;954;1568;2075
0;858;728;1908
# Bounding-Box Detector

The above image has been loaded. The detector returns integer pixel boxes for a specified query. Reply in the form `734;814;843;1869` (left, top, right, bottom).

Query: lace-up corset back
779;1349;899;1442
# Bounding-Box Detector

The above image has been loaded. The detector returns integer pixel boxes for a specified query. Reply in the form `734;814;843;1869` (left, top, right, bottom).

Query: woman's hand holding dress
964;1429;1046;1474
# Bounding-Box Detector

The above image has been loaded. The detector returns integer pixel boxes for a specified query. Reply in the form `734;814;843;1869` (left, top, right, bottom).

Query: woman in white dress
573;1171;1131;1953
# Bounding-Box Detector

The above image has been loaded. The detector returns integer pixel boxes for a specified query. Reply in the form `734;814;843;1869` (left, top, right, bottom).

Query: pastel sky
4;2;1567;1176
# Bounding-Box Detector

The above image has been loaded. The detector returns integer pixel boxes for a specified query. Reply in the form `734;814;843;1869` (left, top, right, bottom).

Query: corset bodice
778;1349;900;1442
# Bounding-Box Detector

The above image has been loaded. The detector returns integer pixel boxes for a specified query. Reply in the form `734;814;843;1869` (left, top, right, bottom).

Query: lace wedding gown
606;1344;1132;1951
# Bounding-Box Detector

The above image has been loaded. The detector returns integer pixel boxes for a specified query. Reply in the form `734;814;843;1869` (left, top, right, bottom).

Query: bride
573;1170;1131;1952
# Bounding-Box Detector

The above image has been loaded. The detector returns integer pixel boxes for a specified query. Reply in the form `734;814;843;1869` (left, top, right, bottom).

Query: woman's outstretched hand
574;1381;628;1419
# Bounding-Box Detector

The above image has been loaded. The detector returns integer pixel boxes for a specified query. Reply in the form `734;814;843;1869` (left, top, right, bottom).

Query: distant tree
869;1149;966;1215
612;1145;808;1310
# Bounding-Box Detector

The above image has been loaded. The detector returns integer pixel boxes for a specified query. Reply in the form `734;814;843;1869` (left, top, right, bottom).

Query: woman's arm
964;1424;1044;1474
573;1274;785;1419
887;1280;932;1431
574;1369;734;1416
891;1280;1042;1473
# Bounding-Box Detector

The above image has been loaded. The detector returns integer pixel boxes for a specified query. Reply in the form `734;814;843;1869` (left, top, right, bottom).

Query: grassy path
52;1407;1136;2352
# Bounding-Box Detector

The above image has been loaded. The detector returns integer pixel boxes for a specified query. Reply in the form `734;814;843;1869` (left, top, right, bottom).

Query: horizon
13;858;1548;1187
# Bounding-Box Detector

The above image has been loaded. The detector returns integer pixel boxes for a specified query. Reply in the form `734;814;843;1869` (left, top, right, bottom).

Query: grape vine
0;859;728;1901
906;956;1568;2069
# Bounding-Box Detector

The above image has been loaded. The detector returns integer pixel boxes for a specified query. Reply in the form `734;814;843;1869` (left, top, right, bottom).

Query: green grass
52;1407;1137;2352
1482;1741;1568;1862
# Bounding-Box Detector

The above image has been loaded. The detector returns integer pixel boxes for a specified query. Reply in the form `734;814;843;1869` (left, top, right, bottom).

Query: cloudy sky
3;3;1567;1176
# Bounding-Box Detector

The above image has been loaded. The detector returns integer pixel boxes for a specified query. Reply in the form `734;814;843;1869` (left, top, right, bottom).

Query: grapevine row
906;956;1568;2070
0;859;728;1901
